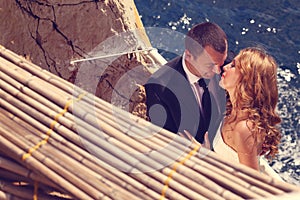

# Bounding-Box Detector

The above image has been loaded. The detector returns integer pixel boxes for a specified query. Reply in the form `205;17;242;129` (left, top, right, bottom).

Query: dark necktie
198;78;211;127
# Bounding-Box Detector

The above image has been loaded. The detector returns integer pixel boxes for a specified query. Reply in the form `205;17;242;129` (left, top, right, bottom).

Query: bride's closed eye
230;60;236;68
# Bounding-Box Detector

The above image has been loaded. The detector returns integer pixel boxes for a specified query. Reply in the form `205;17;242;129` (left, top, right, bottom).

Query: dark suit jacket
144;56;226;144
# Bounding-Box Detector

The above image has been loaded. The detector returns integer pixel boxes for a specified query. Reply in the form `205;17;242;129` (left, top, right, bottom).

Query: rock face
0;0;158;112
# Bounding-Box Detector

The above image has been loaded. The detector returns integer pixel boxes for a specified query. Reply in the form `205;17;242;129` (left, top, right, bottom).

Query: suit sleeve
144;82;179;134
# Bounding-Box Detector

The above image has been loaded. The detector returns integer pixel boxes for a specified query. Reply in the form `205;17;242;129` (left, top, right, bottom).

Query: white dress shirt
182;53;205;113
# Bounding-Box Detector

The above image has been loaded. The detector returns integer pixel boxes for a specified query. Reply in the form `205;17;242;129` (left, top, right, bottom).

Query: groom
144;22;228;144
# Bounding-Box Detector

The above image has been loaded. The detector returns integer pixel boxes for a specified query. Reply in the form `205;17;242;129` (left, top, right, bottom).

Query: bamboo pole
0;68;210;198
0;76;209;198
0;94;166;200
0;108;160;200
0;79;220;198
0;100;194;200
0;83;292;200
1;44;300;200
0;155;56;189
0;179;70;200
0;190;27;200
0;93;180;199
0;119;141;200
15;129;146;200
0;71;292;199
199;150;299;193
0;128;94;200
0;89;247;200
77;102;282;199
0;51;183;153
80;101;279;199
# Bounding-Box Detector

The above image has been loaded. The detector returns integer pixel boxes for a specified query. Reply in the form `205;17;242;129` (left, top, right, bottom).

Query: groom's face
185;45;227;79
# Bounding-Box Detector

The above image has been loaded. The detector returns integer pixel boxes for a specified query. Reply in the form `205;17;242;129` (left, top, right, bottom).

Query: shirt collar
182;52;201;84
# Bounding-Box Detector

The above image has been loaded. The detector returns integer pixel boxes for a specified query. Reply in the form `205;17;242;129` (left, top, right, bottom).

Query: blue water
135;0;300;185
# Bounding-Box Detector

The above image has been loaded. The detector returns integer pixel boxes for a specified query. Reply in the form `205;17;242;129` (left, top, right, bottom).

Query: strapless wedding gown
212;123;283;181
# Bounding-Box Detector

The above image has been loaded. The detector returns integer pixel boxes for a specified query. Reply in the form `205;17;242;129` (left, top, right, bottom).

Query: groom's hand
179;130;211;149
203;132;211;149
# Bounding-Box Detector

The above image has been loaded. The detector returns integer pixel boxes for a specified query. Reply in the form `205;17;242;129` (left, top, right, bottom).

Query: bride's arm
234;121;259;170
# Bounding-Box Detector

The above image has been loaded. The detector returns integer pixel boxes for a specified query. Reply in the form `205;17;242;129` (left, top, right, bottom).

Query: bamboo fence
0;44;299;200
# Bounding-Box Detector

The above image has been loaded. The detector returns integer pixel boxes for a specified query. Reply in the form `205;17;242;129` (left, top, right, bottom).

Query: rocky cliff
0;0;160;113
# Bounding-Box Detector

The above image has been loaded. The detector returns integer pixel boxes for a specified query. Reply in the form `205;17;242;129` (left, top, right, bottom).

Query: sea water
135;0;300;185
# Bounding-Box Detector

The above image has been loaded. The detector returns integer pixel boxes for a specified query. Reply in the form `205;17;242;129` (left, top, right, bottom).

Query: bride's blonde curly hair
226;47;281;159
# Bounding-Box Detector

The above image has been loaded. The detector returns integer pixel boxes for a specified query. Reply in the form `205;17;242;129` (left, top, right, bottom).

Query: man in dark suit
144;22;228;145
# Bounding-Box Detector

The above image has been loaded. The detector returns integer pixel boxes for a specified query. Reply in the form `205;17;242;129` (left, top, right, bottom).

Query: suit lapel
166;58;201;136
173;59;199;113
208;75;224;115
207;75;226;142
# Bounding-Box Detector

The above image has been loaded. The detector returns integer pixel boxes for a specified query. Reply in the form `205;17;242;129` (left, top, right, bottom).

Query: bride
212;47;282;180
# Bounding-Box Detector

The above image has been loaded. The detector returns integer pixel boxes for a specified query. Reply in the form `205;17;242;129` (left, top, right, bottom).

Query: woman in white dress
212;47;282;180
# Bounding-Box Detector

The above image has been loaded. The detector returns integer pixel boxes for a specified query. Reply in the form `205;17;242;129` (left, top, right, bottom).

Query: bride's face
219;59;241;91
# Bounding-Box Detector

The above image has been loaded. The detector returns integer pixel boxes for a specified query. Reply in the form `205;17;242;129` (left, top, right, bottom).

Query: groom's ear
184;49;193;61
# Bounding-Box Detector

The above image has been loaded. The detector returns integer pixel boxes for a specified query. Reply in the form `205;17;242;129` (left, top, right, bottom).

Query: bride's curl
226;47;281;159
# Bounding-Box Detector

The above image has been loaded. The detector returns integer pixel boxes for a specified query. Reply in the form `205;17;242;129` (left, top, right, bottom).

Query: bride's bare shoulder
234;120;255;140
